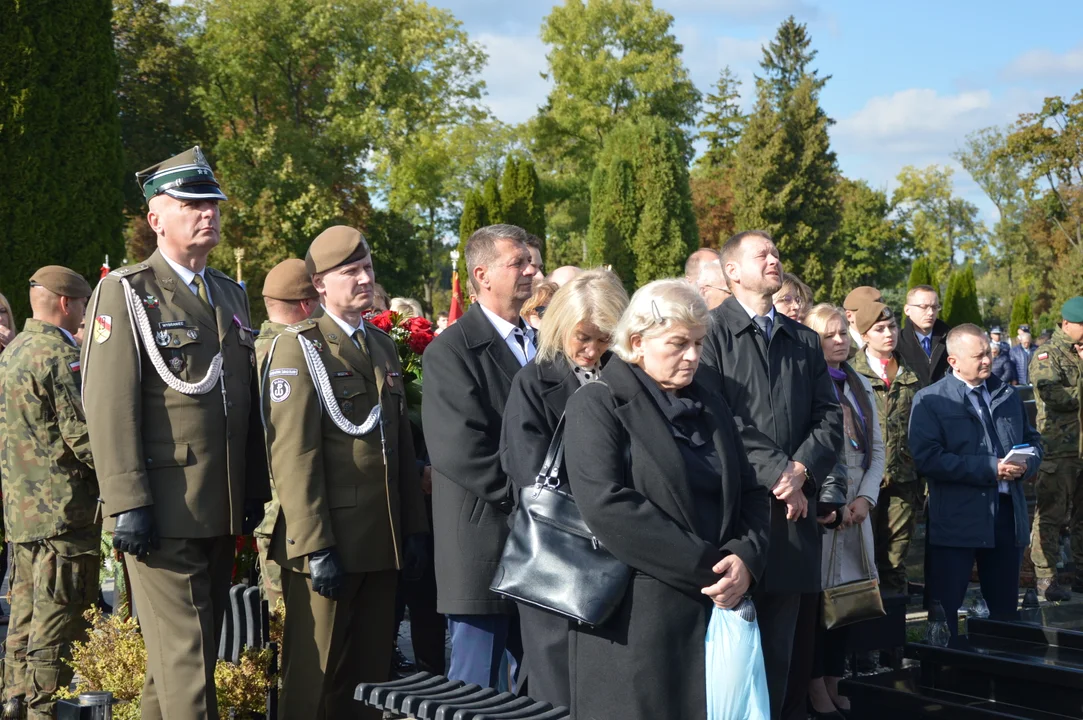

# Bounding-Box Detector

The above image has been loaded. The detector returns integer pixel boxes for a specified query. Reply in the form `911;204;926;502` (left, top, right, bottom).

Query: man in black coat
897;284;952;388
700;230;843;720
422;224;538;689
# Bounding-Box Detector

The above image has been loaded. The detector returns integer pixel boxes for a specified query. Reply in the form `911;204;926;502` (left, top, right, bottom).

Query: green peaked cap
136;146;227;203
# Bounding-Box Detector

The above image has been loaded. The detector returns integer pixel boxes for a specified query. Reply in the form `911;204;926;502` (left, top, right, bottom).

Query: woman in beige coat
804;303;884;718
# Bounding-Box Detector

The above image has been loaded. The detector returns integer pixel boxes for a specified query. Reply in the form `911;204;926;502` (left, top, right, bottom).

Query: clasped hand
774;461;808;522
700;554;751;609
997;459;1026;481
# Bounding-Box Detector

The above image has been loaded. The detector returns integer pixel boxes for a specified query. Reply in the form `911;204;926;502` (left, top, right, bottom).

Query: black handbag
490;414;632;626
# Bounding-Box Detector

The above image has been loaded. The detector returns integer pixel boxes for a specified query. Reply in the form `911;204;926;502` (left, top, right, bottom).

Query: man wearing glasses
898;284;952;388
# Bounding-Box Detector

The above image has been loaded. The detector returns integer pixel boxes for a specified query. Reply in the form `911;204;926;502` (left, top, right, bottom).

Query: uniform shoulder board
108;264;150;278
284;319;318;334
206;266;242;287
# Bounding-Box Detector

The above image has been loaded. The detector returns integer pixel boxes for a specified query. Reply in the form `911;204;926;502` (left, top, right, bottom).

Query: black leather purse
490;414;632;626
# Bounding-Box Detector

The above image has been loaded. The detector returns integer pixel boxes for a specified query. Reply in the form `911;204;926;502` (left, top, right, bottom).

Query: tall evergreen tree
456;189;488;293
481;177;503;225
695;67;745;173
732;75;840;294
0;0;125;323
828;178;909;302
587;116;698;291
500;155;547;247
907;256;936;289
755;15;830;109
1010;292;1032;338
942;264;983;327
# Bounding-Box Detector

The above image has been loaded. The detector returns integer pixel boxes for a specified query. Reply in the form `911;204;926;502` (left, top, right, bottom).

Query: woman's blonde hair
612;279;709;363
773;273;813;306
803;303;847;337
390;297;424;318
536;270;628;364
0;292;13;329
521;281;559;323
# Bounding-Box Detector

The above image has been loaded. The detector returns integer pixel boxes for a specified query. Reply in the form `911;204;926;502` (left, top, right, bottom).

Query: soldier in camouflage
1028;297;1083;601
0;266;99;720
848;299;923;597
254;259;319;608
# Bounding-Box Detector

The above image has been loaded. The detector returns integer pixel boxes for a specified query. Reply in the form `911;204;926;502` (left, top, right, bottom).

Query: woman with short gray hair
499;268;628;708
561;279;770;720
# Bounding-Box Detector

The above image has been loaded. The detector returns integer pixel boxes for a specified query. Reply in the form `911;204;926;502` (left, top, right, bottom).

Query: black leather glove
112;506;159;559
309;547;345;600
403;533;431;583
242;500;266;536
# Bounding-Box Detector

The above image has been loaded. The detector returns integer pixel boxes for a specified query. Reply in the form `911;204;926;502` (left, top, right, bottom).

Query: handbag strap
535;414;567;488
826;515;875;582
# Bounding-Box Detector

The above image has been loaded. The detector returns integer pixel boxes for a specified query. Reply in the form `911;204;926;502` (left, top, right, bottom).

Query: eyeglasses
906;303;941;312
703;284;731;295
776;295;804;307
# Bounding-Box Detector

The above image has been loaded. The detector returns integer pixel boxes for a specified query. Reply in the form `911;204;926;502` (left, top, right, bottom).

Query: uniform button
287;538;295;545
227;401;234;408
146;458;153;465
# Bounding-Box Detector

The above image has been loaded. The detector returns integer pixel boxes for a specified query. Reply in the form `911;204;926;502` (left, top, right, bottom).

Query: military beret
1061;297;1083;323
29;265;92;299
136;146;227;203
843;286;882;312
263;259;318;301
305;226;370;276
854;302;893;335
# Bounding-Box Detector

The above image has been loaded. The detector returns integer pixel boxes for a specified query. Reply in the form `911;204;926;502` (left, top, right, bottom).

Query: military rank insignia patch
156;331;170;347
93;315;112;344
270;378;292;402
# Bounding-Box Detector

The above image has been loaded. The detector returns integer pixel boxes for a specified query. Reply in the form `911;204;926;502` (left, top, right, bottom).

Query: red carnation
403;316;433;334
370;310;395;333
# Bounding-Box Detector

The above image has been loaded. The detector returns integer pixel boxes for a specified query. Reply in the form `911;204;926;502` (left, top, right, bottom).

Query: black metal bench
355;672;570;719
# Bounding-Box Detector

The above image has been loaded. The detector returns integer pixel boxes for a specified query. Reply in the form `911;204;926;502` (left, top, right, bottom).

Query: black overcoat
498;354;611;708
896;317;952;388
562;357;770;720
699;296;843;593
422;304;520;615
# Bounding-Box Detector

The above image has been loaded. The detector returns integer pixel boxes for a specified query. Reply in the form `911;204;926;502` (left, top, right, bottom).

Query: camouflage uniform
0;320;100;719
851;349;922;596
1028;328;1083;580
254;319;287;607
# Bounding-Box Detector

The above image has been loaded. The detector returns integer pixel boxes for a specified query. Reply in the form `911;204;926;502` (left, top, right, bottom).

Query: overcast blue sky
436;0;1083;220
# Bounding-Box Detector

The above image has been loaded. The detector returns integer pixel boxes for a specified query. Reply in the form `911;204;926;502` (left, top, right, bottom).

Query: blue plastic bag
705;599;771;720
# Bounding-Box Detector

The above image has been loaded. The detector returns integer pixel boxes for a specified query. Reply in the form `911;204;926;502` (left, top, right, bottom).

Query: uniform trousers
3;526;99;720
280;568;398;720
926;495;1022;639
1030;457;1083;579
873;481;921;595
127;535;234;720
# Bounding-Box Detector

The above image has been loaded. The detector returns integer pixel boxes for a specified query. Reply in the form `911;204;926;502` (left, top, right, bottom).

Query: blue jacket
1009;344;1035;385
909;372;1042;549
991;353;1016;385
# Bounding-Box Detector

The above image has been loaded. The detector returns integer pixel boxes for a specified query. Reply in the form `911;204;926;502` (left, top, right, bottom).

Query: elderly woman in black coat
499;268;629;708
562;278;771;720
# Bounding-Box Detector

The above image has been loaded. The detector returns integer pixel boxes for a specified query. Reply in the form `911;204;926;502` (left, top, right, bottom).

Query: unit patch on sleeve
270;378;292;402
92;315;112;344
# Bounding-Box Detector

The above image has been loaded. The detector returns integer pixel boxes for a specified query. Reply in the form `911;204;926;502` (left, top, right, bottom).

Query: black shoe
1038;577;1071;602
390;645;415;677
2;695;25;720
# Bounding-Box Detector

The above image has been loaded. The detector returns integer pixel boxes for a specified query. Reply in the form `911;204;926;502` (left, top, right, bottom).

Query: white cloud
475;32;551;125
834;88;994;154
1002;44;1083;81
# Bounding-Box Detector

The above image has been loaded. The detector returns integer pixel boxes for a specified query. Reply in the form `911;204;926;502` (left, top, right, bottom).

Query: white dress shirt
733;297;777;324
161;250;213;307
323;307;366;348
955;371;1009;494
479;303;535;366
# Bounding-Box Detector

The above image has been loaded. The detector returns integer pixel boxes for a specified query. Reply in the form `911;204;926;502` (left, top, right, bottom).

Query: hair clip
651;300;666;325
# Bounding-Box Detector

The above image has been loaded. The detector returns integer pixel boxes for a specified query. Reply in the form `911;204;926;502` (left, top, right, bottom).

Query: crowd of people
0;145;1081;720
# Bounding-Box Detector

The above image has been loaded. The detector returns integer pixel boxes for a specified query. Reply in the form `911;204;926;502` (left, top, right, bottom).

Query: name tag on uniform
269;368;298;377
333;371;353;378
159;320;187;329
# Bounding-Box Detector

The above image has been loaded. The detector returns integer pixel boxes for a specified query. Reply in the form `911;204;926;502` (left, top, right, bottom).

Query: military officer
1028;297;1083;601
0;267;97;720
254;259;319;608
263;226;428;719
81;147;269;720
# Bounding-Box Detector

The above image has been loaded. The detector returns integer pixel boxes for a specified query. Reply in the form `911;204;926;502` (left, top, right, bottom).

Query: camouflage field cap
305;226;370;276
29;265;92;299
136;146;227;203
263;258;319;301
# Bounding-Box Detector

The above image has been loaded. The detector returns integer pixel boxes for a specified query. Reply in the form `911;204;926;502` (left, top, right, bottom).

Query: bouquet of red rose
364;310;435;427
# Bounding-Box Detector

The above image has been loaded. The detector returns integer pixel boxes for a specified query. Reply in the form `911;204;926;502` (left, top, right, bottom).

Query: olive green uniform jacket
81;250;270;536
263;312;427;573
1030;328;1082;459
850;349;922;487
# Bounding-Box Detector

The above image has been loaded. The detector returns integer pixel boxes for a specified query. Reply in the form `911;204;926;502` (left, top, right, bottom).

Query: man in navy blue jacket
909;324;1043;637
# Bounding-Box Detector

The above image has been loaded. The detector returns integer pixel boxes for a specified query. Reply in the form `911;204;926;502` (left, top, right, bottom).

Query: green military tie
352;328;368;356
191;274;212;308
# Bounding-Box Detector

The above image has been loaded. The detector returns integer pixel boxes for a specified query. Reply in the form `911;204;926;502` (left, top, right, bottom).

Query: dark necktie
352;328;369;357
921;336;932;357
972;387;1005;458
754;315;773;344
191;274;212;308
